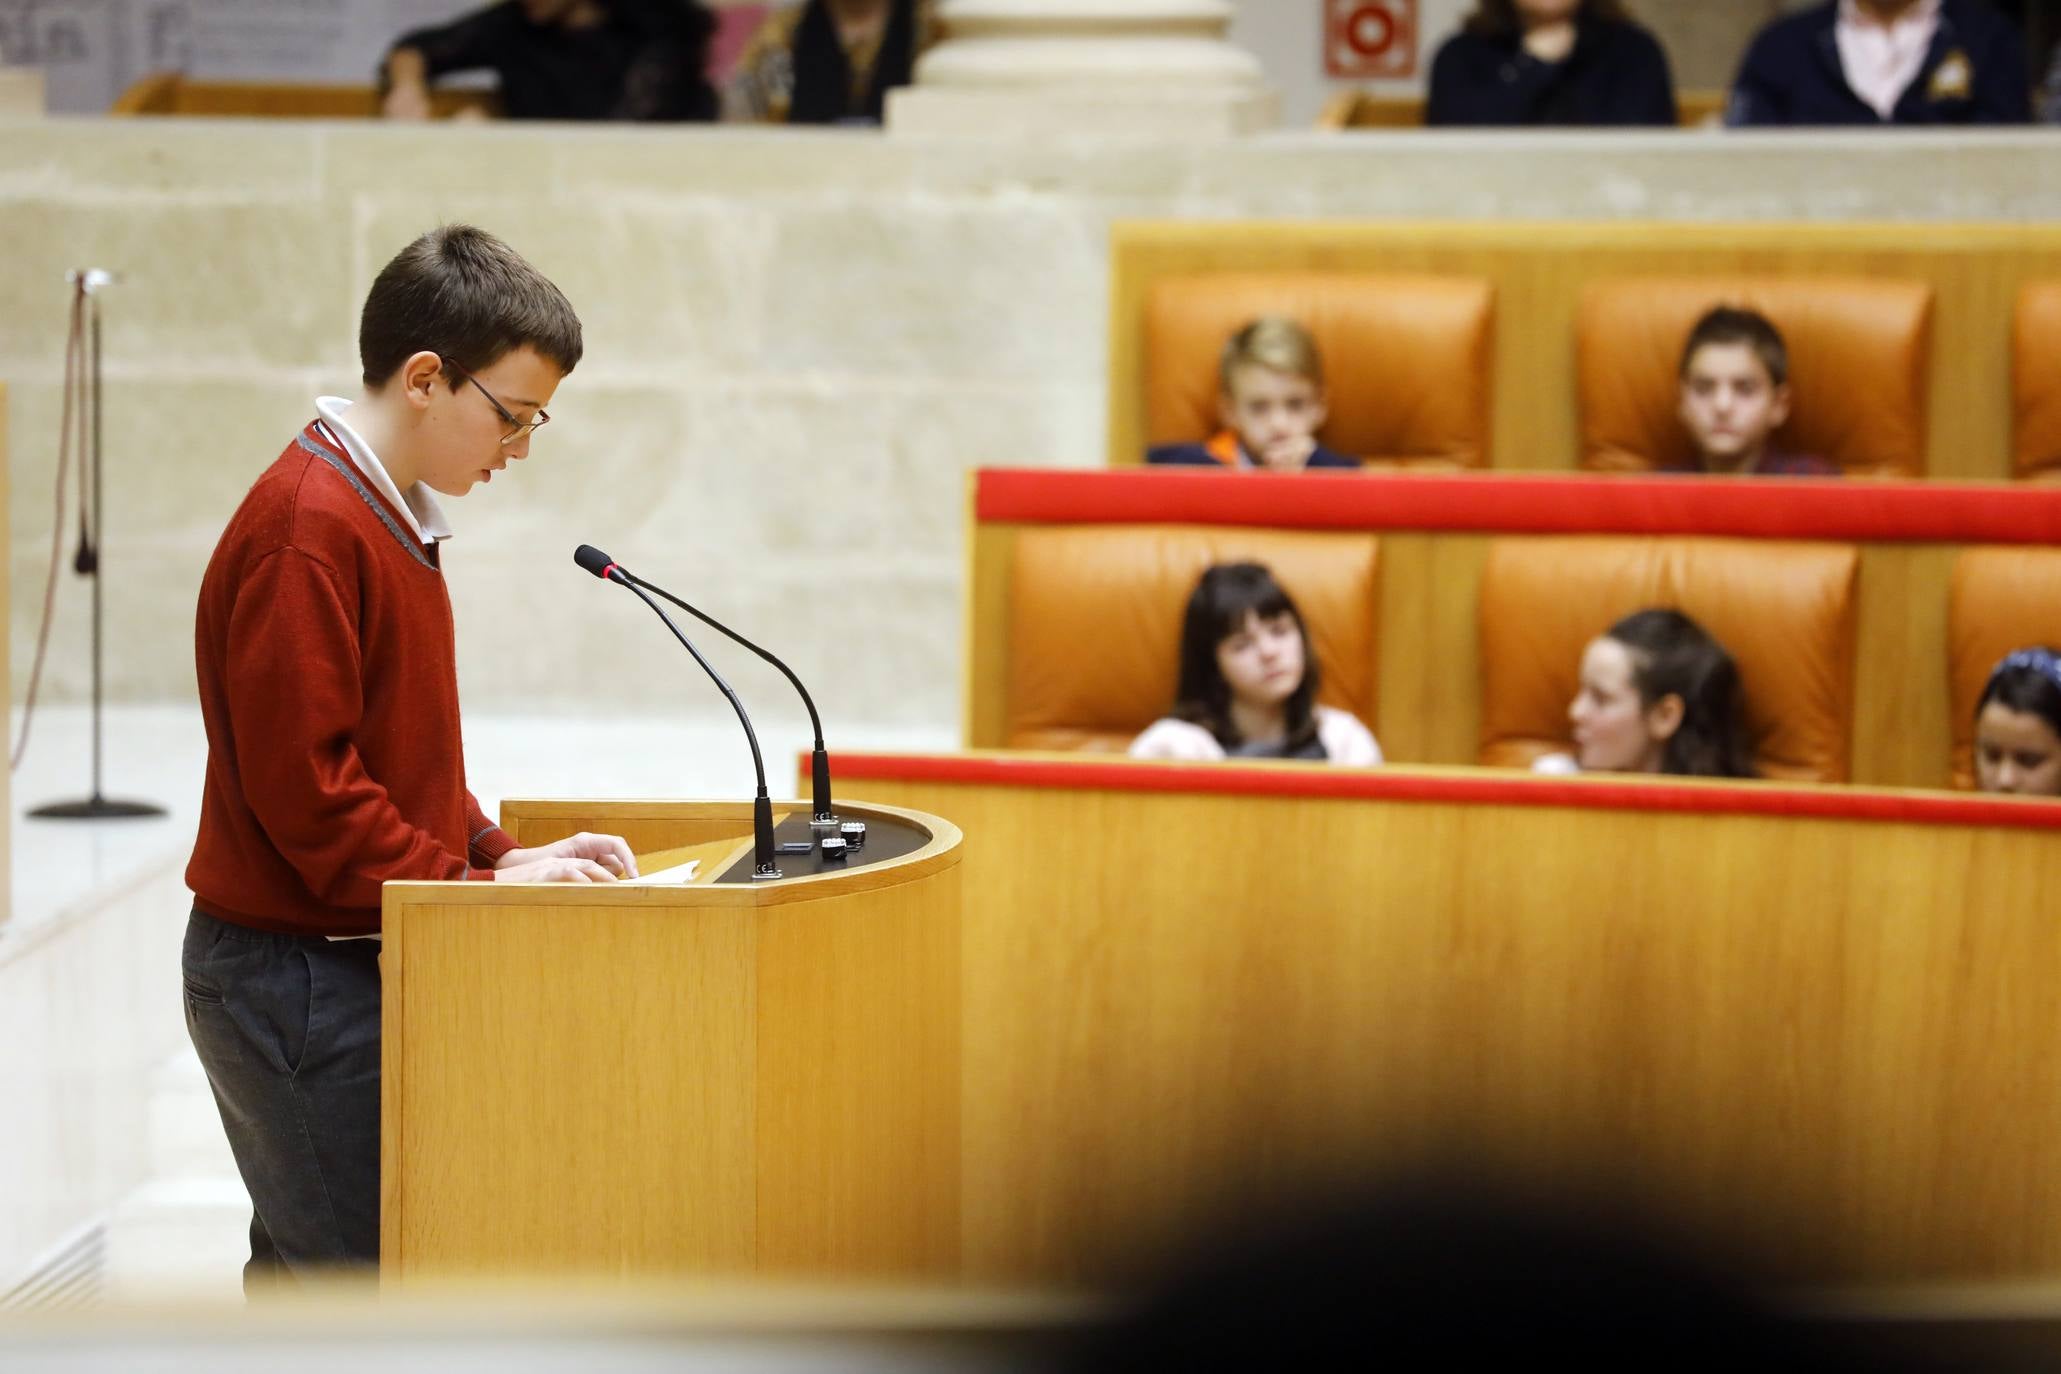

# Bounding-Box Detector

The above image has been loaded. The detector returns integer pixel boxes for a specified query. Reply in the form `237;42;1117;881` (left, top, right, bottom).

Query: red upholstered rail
821;751;2061;833
973;469;2061;543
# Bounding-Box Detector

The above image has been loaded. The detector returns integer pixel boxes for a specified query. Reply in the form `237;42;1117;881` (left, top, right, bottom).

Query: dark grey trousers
181;908;381;1292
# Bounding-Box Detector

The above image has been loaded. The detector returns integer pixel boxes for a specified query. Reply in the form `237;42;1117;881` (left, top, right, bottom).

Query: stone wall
1638;0;1792;92
5;120;2061;738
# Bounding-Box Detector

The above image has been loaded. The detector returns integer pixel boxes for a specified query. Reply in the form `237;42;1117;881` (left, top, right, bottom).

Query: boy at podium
180;225;638;1291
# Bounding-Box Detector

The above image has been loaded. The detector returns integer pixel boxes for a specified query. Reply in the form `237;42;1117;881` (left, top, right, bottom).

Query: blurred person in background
1670;307;1838;478
725;0;939;124
1533;608;1757;779
382;0;718;122
1728;0;2030;126
1426;0;1677;127
1973;649;2061;797
1130;563;1383;766
1148;317;1360;472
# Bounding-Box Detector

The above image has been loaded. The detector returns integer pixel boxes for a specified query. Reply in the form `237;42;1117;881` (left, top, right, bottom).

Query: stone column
0;68;45;117
887;0;1277;138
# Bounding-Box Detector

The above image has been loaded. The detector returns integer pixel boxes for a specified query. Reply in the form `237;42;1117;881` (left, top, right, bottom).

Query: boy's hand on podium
495;856;620;883
495;831;640;882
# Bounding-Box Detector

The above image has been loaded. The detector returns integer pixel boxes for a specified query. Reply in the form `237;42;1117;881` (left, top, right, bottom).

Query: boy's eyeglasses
446;360;549;443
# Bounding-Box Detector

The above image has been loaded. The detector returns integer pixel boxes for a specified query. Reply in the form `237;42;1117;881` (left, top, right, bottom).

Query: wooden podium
378;799;962;1282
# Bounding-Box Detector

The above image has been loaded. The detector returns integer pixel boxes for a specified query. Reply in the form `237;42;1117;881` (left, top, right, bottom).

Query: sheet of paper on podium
621;858;699;886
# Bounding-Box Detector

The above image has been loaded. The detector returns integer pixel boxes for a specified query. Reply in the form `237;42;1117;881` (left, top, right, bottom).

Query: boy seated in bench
1671;306;1838;477
1148;317;1360;472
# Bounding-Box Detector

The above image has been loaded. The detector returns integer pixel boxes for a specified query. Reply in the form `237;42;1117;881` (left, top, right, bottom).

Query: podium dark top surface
714;810;933;884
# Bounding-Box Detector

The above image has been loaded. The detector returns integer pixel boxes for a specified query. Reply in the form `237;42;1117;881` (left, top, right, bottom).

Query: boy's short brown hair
359;224;583;387
1678;306;1788;387
1219;316;1325;393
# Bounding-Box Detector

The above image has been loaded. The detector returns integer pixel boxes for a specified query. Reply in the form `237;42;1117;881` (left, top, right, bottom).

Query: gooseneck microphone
573;545;837;827
574;543;779;881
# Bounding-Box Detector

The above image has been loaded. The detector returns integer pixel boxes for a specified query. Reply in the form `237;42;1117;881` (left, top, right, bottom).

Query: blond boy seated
1148;317;1360;472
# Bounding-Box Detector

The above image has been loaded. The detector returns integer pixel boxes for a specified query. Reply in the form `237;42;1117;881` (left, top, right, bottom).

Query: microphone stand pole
31;269;165;821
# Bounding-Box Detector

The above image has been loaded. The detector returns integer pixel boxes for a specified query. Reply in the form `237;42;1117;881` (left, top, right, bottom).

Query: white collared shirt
313;396;453;547
311;396;461;940
1835;0;1943;119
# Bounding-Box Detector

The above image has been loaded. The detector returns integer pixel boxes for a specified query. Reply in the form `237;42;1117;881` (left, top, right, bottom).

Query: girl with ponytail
1537;608;1755;779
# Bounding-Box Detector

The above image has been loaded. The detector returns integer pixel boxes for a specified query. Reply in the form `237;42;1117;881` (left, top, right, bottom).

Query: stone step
147;1047;240;1184
101;1178;249;1304
102;1049;250;1302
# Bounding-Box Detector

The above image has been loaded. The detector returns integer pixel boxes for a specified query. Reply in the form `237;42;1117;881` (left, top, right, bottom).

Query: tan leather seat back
1947;548;2061;787
1007;527;1380;751
2014;283;2061;481
1577;277;1933;476
1142;272;1494;467
1478;536;1860;781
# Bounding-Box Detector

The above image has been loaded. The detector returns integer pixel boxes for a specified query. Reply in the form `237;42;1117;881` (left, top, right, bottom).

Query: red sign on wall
1325;0;1419;80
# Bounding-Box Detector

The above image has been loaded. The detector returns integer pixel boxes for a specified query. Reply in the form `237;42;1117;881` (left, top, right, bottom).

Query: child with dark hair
1974;648;2061;797
183;224;639;1289
1535;608;1756;778
1147;317;1359;472
1427;0;1677;127
1671;307;1838;478
1130;563;1381;765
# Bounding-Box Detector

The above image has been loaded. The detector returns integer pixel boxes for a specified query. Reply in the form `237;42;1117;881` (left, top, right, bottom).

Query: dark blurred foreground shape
1064;1177;2036;1372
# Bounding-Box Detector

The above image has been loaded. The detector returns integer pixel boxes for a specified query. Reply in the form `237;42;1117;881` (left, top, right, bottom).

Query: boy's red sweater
186;421;515;937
